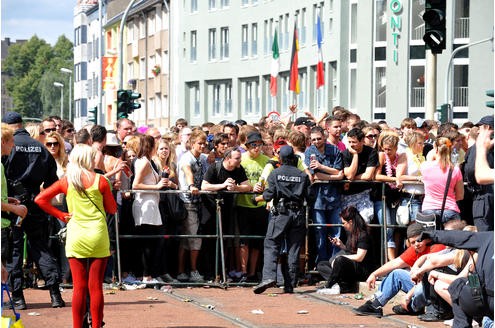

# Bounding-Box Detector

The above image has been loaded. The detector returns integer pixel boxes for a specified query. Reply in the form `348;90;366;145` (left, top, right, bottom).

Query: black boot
50;285;65;308
8;293;27;310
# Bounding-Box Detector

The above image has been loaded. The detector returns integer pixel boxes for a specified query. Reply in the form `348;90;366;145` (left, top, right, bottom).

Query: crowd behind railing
1;107;493;327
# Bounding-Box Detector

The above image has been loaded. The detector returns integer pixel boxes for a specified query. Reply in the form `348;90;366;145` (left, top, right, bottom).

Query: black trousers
449;277;494;328
472;193;494;232
7;214;60;296
317;252;370;289
262;209;305;288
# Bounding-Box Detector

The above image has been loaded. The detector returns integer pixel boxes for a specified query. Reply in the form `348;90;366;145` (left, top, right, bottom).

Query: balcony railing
453;86;468;107
411;87;425;108
413;24;425;41
376;90;386;108
455;17;469;39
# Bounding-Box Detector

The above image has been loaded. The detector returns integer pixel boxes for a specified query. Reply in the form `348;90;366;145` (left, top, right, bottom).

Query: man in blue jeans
353;223;445;317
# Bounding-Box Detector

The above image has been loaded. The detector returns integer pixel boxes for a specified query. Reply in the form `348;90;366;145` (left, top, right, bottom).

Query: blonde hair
378;129;400;151
1;123;14;141
125;135;140;154
25;123;41;140
66;144;96;193
405;131;425;148
435;137;453;171
45;131;68;168
453;225;477;269
153;139;177;179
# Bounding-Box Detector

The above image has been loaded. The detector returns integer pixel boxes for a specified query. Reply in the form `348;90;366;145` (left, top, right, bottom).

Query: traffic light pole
443;36;494;121
425;51;437;121
118;0;139;90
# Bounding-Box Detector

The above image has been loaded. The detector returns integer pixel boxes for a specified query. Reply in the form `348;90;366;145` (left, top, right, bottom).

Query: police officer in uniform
253;146;314;294
463;115;494;231
2;112;65;309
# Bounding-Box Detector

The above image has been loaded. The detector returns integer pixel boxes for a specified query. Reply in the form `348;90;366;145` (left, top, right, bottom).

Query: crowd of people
1;107;493;328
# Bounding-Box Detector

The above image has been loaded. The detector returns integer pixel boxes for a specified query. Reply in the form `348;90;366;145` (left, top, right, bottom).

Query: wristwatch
188;184;195;190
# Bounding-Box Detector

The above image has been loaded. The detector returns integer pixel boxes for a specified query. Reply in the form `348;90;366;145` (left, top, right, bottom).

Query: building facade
172;0;493;128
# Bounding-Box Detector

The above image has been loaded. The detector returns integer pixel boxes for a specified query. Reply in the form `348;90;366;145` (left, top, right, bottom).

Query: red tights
69;257;108;328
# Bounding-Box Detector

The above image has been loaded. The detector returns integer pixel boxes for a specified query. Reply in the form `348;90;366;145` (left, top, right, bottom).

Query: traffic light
486;89;494;108
88;106;97;124
422;0;446;54
117;89;141;119
436;103;449;123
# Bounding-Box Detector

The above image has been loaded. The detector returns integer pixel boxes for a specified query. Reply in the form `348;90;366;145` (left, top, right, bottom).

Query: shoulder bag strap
82;175;106;217
439;167;454;226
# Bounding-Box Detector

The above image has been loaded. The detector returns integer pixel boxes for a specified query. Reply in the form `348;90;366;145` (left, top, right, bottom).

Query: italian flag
270;29;279;97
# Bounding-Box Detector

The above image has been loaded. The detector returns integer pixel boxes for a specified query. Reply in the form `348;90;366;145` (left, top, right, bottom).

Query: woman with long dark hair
316;206;374;294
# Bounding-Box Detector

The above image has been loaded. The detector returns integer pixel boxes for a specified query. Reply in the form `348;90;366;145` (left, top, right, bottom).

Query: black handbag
165;193;187;222
415;167;453;230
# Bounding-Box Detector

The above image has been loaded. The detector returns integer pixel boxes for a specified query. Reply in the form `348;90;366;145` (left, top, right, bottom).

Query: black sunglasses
44;128;57;134
46;142;59;147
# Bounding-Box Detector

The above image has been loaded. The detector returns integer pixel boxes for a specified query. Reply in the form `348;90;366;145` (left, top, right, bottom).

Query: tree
3;35;73;118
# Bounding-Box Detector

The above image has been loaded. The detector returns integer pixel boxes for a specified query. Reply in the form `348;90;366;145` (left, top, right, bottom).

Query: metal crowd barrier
114;180;422;288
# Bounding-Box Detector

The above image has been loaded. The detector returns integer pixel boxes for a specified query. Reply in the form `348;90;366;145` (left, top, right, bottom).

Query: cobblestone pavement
5;285;447;328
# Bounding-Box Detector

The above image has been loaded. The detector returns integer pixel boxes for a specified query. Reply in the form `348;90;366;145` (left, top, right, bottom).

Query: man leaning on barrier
252;146;315;294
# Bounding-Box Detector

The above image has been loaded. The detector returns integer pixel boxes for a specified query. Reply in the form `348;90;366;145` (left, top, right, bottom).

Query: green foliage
3;35;73;119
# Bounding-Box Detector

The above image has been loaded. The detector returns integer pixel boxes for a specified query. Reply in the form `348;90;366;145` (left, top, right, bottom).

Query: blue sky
2;0;75;45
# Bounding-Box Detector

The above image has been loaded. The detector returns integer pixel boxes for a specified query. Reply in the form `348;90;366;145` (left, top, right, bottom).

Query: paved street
8;285;447;328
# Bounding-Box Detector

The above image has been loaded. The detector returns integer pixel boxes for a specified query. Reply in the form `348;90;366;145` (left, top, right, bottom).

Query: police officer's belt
277;201;303;209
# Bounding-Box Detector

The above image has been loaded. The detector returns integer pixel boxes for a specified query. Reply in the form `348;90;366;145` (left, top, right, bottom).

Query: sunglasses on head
46;142;59;147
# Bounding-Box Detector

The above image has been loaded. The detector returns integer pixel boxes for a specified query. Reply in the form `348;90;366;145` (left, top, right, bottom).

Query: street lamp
60;68;72;121
53;82;64;119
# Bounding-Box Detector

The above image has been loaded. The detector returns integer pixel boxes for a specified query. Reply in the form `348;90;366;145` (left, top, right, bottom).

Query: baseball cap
246;131;263;145
475;115;494;129
414;117;425;128
294;117;315;127
279;145;296;161
2;111;22;124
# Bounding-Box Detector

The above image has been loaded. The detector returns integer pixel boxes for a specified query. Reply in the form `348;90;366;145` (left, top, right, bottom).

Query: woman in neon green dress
36;144;117;328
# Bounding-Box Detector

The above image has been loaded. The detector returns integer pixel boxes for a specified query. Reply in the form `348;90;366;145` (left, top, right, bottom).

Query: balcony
411;87;425;108
453;86;468;107
455;17;469;39
412;24;425;41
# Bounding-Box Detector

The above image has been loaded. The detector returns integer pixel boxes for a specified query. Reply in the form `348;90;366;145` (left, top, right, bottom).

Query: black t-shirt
344;230;373;267
203;162;248;204
342;145;379;194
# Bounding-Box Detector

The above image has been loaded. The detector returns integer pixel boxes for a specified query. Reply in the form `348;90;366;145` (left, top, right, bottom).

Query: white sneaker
316;284;340;295
189;270;204;282
177;272;189;282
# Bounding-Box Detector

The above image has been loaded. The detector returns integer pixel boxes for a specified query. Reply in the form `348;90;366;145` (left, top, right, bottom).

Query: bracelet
188;184;195;190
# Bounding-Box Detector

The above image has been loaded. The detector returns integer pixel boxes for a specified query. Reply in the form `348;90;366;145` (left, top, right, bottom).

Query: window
225;83;232;114
139;18;146;39
140;57;145;79
190;30;197;62
148;11;156;35
191;0;198;13
213;84;221;115
220;27;229;59
149;55;156;77
263;20;269;55
242;25;249;58
375;66;386;108
284;14;289;51
242;0;249;6
350;68;356;110
221;0;229;8
209;29;216;60
300;8;307;45
375;0;387;42
251;23;258;56
128;22;134;44
209;0;216;10
410;65;425;108
127;62;134;80
243;78;260;115
350;2;357;44
297;70;307;110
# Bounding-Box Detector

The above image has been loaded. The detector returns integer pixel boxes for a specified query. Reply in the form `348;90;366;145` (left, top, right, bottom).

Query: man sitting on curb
352;223;445;317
